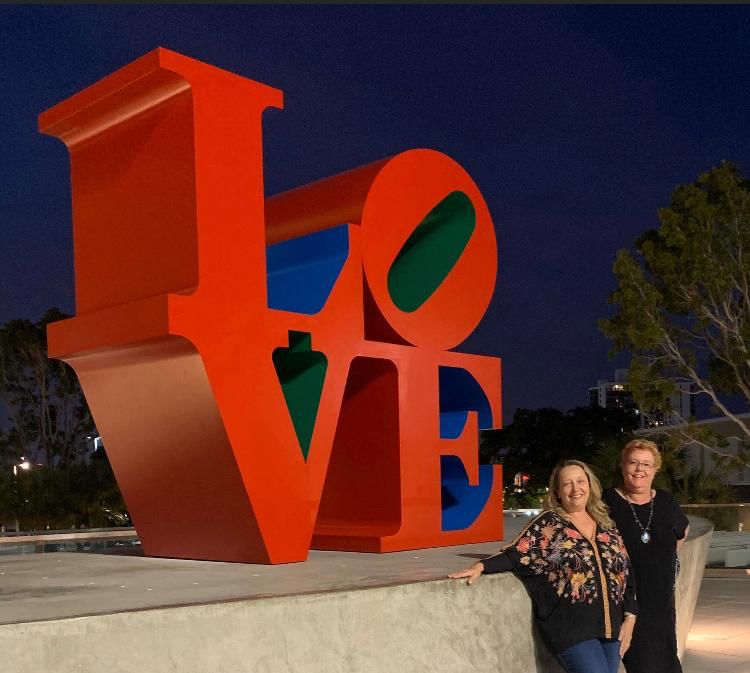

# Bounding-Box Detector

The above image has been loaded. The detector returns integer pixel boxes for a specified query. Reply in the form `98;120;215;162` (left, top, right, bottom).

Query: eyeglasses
626;459;655;471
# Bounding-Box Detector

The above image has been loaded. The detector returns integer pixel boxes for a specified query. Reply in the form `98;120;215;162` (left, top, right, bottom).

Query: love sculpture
39;48;503;564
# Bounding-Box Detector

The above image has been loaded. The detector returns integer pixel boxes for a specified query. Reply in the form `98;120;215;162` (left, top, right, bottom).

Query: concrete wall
675;516;713;659
0;517;711;673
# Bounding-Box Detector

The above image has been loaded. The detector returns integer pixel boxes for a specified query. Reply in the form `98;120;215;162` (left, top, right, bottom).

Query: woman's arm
668;491;690;548
619;613;636;657
621;534;639;618
677;524;690;551
448;550;514;584
449;512;551;584
619;539;638;657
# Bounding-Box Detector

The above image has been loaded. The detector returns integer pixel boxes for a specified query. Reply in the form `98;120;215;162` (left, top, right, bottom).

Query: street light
12;458;31;476
9;457;32;535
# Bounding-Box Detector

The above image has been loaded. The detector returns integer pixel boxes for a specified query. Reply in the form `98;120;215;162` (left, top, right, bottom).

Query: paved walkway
684;575;750;673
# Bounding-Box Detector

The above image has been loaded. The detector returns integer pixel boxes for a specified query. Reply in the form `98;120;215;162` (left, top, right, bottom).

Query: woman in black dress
603;439;690;673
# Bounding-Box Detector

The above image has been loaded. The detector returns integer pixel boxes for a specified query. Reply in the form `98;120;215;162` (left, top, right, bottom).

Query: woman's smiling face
622;448;656;495
556;465;590;514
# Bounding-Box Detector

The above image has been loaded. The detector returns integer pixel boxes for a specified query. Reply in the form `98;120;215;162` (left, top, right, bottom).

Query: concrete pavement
683;575;750;673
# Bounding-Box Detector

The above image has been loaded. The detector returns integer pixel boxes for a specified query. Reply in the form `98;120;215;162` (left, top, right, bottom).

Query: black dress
603;488;689;673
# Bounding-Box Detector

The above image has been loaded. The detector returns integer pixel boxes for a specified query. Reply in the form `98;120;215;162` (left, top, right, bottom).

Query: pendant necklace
626;494;654;543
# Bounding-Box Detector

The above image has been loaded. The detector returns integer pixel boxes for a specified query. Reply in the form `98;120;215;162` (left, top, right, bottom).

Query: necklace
626;494;654;543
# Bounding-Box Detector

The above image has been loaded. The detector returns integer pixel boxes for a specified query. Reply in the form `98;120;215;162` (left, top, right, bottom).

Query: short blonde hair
543;460;614;530
621;439;662;472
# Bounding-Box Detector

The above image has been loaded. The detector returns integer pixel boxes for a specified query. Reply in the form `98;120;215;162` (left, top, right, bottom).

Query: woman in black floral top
450;460;638;673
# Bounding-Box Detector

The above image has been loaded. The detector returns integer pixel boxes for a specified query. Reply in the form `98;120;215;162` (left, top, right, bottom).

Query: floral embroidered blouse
481;510;638;654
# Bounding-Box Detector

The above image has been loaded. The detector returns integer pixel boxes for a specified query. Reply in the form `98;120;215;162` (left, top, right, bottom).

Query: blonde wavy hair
543;459;614;529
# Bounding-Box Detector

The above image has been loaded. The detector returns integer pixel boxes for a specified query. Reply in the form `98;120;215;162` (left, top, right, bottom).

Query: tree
0;310;129;531
0;308;94;468
481;406;639;490
601;161;750;466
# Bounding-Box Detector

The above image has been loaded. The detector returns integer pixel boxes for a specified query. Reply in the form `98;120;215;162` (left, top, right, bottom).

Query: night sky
1;5;748;423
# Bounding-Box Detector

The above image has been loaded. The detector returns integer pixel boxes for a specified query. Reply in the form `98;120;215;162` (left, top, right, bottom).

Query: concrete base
676;516;714;660
0;516;711;673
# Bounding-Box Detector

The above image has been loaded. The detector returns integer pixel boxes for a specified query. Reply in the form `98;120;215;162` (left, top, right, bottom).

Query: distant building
589;369;695;428
589;369;638;413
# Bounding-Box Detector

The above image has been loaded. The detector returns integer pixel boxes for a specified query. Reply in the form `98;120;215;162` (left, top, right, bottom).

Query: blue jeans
557;638;620;673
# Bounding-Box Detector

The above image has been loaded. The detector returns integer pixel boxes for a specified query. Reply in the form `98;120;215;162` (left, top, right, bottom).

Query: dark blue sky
1;5;748;422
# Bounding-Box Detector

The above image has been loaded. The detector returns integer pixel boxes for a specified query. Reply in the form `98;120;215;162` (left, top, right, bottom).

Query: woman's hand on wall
448;561;484;585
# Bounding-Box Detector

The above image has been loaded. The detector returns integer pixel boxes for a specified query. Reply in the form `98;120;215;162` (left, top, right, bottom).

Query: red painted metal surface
40;48;503;563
